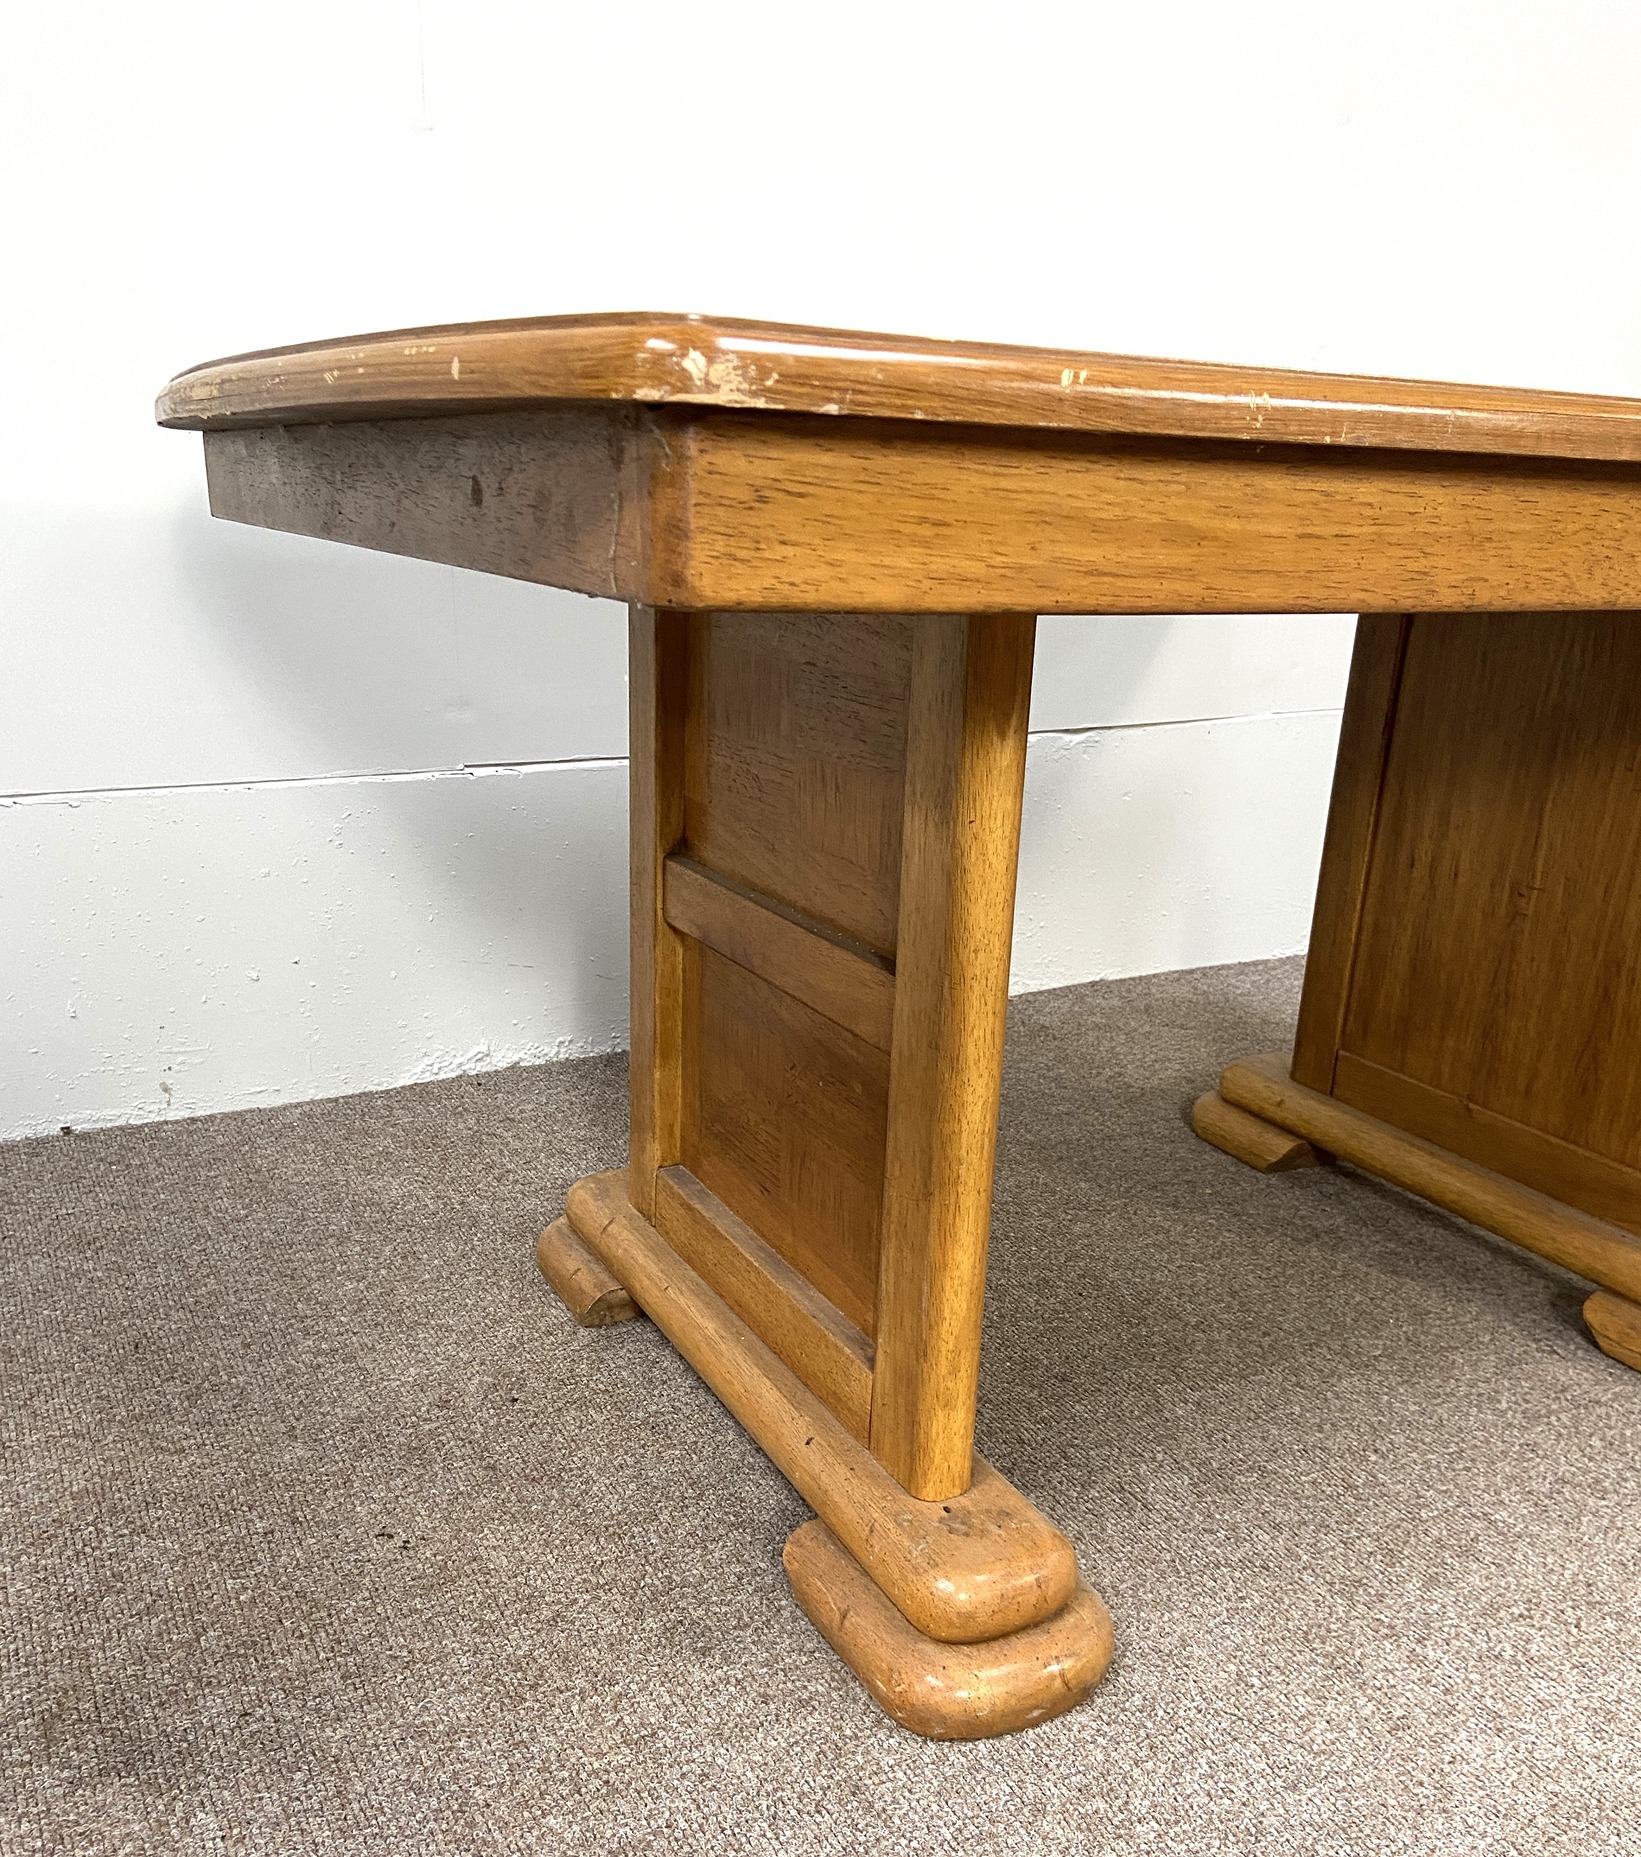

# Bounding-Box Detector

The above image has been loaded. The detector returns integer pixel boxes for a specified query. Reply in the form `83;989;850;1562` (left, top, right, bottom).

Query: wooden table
158;314;1641;1739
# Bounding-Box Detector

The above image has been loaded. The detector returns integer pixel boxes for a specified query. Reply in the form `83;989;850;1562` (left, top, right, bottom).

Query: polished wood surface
201;412;1641;614
159;311;1641;464
783;1520;1113;1741
1218;1056;1641;1305
565;1169;1080;1645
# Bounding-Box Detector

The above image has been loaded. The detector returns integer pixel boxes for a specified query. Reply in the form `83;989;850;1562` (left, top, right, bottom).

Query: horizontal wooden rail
1221;1053;1641;1303
565;1169;1078;1644
652;1165;874;1441
661;854;896;1051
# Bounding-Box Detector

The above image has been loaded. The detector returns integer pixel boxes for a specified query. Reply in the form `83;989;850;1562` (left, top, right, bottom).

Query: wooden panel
871;615;1036;1500
1290;615;1410;1090
683;612;913;955
652;1164;873;1441
201;410;1641;616
1333;1051;1641;1236
681;943;889;1337
203;410;655;598
1221;1053;1641;1304
1340;614;1641;1171
662;854;895;1051
626;607;689;1218
162;310;1641;467
663;419;1641;615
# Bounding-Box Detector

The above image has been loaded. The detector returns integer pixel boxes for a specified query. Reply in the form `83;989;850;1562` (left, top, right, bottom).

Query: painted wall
4;3;1639;1139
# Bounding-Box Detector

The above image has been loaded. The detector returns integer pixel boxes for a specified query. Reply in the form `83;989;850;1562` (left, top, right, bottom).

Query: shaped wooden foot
536;1216;639;1327
1191;1088;1320;1173
784;1520;1113;1740
561;1169;1106;1734
1585;1290;1641;1372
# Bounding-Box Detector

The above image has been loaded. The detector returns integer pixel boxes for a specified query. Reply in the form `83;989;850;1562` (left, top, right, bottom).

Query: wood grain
871;616;1036;1500
1584;1290;1641;1371
202;410;652;597
681;612;912;952
1290;615;1410;1091
564;1168;1080;1644
681;943;889;1337
535;1217;639;1327
1220;1053;1641;1303
662;854;896;1052
160;310;1641;466
627;607;689;1219
651;1164;874;1441
783;1520;1112;1741
1190;1090;1320;1173
1332;1051;1641;1237
200;412;1641;616
1339;615;1641;1177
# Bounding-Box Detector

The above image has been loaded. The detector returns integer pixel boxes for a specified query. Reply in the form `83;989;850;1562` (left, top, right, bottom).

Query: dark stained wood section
160;310;1641;465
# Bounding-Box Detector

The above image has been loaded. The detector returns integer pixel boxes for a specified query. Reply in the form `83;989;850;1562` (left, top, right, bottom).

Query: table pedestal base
1196;1054;1641;1374
538;1168;1111;1738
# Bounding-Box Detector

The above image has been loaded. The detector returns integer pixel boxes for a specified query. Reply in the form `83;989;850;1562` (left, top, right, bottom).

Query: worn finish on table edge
156;310;1641;465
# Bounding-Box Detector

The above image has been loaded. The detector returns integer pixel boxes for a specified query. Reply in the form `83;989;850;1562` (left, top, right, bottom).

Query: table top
157;311;1641;465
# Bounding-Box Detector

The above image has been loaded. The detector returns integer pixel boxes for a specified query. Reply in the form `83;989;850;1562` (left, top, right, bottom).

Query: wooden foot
535;1216;639;1328
783;1520;1113;1740
1584;1290;1641;1371
565;1169;1085;1645
1190;1089;1320;1173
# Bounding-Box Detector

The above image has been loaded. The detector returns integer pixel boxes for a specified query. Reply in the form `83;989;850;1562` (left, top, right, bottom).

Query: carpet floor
2;958;1637;1856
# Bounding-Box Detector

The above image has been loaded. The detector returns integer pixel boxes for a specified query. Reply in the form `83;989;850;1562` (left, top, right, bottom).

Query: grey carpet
2;958;1637;1856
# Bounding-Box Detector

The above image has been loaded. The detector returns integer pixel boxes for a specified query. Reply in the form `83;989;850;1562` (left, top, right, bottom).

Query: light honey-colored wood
159;310;1641;465
651;1164;874;1441
535;1217;639;1327
783;1520;1114;1741
1584;1290;1641;1371
166;312;1641;1737
1190;1090;1320;1174
1220;1054;1641;1304
662;854;896;1053
564;1168;1081;1645
200;412;1641;616
871;615;1037;1500
626;606;688;1220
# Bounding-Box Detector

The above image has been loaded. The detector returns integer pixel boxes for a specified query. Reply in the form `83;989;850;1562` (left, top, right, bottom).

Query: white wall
4;3;1639;1139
